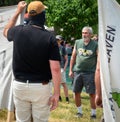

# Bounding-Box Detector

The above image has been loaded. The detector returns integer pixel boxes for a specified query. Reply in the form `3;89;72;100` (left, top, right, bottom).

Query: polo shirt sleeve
7;25;22;42
49;36;61;61
7;26;16;42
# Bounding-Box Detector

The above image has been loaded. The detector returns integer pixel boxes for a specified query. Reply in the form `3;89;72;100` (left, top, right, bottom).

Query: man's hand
95;94;102;107
48;94;59;111
16;1;27;14
3;1;27;37
69;70;74;78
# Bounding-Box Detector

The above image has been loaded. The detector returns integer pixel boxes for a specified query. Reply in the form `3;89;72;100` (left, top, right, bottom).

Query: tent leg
6;110;33;122
7;111;14;122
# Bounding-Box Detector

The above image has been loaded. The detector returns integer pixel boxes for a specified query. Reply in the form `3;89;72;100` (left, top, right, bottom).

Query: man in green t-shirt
69;26;98;119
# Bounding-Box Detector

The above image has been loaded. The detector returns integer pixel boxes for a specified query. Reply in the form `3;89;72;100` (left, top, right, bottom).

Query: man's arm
95;55;102;107
3;1;27;37
49;60;61;111
69;45;76;78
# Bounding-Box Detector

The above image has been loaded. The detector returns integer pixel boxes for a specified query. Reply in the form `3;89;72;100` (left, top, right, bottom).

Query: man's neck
84;39;91;45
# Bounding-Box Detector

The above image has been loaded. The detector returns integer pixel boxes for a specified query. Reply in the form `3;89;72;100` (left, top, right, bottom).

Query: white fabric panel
98;0;120;121
0;5;23;111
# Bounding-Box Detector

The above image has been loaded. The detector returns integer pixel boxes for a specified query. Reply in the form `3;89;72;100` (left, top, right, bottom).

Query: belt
15;78;49;85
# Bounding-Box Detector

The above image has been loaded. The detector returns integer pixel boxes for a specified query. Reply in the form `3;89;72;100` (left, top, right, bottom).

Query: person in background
69;26;98;119
65;43;72;67
92;34;98;42
56;35;69;103
65;42;73;87
3;1;61;122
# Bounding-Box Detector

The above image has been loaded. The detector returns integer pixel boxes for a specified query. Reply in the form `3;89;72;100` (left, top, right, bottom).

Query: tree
1;0;120;43
45;0;120;43
45;0;98;42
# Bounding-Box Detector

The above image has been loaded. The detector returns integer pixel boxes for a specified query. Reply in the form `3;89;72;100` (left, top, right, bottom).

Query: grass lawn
0;89;103;122
49;89;103;122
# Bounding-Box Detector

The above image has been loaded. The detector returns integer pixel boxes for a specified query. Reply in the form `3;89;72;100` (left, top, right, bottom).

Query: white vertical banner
98;0;120;122
0;5;25;111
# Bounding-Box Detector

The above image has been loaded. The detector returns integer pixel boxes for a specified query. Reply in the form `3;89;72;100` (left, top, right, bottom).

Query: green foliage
112;92;120;108
0;0;21;6
45;0;120;43
117;0;120;4
25;0;32;4
45;0;98;42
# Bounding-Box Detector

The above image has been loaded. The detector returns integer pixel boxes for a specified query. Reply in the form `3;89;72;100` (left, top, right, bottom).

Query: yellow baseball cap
27;1;47;16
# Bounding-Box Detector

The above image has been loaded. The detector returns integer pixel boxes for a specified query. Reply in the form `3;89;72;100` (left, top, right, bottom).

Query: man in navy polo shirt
3;1;61;122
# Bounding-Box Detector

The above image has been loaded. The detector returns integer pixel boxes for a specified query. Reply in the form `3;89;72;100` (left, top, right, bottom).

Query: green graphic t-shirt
73;39;98;72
